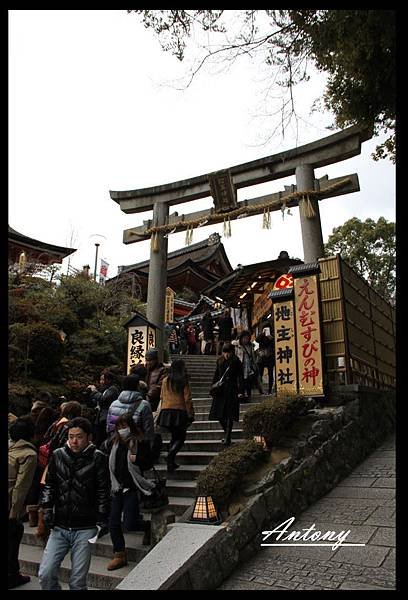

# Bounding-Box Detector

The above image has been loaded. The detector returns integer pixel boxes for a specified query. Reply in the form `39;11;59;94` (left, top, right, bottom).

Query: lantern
190;495;220;524
254;435;268;450
123;312;158;374
18;251;27;272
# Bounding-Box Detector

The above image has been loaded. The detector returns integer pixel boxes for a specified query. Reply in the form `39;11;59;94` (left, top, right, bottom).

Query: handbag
142;467;169;509
38;439;53;469
210;365;231;397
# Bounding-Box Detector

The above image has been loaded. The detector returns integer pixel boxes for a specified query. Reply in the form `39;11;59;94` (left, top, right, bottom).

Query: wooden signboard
293;272;324;396
273;297;298;397
127;324;148;372
124;312;158;374
165;287;175;323
252;282;274;326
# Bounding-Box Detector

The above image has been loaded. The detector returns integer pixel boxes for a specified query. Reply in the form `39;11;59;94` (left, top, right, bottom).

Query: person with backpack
87;370;120;447
101;414;158;571
156;358;195;472
106;374;154;443
36;401;82;539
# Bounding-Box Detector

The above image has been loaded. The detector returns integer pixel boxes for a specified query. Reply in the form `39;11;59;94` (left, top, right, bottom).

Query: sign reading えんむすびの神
293;272;324;396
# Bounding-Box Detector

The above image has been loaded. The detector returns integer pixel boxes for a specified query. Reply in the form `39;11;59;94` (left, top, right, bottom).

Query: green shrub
29;322;64;382
242;395;307;447
196;439;267;506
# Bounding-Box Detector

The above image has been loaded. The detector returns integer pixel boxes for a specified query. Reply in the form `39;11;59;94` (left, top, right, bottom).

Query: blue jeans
109;489;147;552
38;525;97;590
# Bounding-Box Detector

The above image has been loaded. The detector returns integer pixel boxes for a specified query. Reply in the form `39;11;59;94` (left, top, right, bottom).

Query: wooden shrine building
112;232;233;302
8;226;76;271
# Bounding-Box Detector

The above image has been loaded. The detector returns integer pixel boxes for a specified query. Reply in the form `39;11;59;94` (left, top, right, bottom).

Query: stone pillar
296;164;325;262
146;202;169;360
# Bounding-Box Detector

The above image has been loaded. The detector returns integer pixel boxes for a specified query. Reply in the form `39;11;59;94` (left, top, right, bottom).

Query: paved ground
219;434;396;591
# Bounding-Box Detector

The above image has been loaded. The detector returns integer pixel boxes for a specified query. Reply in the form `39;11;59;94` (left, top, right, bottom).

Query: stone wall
165;388;395;590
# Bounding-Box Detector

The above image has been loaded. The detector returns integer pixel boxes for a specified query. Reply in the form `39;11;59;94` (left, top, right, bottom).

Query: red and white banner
99;259;109;284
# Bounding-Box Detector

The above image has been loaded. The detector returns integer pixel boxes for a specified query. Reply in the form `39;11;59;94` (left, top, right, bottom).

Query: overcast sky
9;10;396;280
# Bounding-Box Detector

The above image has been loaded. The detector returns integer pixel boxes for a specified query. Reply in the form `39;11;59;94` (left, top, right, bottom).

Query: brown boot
36;508;49;540
107;551;127;571
26;505;39;527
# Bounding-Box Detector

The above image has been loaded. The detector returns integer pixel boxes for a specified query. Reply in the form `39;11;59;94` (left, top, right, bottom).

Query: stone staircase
17;354;265;590
148;354;263;516
18;526;149;590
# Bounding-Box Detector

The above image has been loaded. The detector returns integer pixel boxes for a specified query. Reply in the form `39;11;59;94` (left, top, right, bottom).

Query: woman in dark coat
201;311;215;355
209;342;243;446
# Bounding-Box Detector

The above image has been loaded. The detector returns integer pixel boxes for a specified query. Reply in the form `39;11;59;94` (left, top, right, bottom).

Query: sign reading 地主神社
290;263;324;397
269;276;298;397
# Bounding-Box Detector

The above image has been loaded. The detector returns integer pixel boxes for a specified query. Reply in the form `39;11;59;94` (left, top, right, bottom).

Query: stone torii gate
110;125;372;353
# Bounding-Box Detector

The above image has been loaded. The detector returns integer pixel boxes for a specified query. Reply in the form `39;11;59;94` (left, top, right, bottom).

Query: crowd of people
166;308;235;356
8;314;275;590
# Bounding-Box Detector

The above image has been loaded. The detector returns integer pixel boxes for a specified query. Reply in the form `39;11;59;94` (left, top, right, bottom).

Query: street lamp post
93;243;100;281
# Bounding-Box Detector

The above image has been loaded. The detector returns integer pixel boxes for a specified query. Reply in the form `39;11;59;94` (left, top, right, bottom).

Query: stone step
162;429;244;441
157;451;218;465
145;464;207;481
8;574;100;590
188;419;243;430
161;495;193;515
21;524;149;563
193;403;260;417
161;439;243;453
18;543;135;590
165;479;197;498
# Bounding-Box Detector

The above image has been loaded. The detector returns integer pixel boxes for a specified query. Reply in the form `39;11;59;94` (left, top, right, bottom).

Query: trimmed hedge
242;395;307;447
196;439;267;506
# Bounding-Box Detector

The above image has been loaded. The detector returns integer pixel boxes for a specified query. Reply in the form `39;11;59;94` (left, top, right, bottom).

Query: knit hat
122;374;140;391
145;348;159;360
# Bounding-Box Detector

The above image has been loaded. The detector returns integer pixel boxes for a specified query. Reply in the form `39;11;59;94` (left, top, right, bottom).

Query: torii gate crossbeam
110;125;372;354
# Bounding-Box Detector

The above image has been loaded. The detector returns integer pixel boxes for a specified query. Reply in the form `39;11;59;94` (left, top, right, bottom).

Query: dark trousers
220;417;233;444
259;362;275;393
109;490;148;553
8;519;24;580
243;377;253;399
204;340;213;355
167;426;187;463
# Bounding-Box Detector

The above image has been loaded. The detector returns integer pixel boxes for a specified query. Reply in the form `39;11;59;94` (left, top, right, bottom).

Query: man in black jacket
87;370;120;447
38;417;110;590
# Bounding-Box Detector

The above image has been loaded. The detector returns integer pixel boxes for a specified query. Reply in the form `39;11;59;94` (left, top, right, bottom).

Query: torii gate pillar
296;164;325;262
146;202;169;358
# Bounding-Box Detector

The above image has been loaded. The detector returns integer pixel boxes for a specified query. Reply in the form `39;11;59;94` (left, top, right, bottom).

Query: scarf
108;438;155;496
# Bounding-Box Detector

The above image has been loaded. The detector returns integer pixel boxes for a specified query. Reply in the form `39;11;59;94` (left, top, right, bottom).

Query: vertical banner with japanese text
127;325;148;373
292;269;324;396
147;326;156;352
271;294;298;397
165;287;175;323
